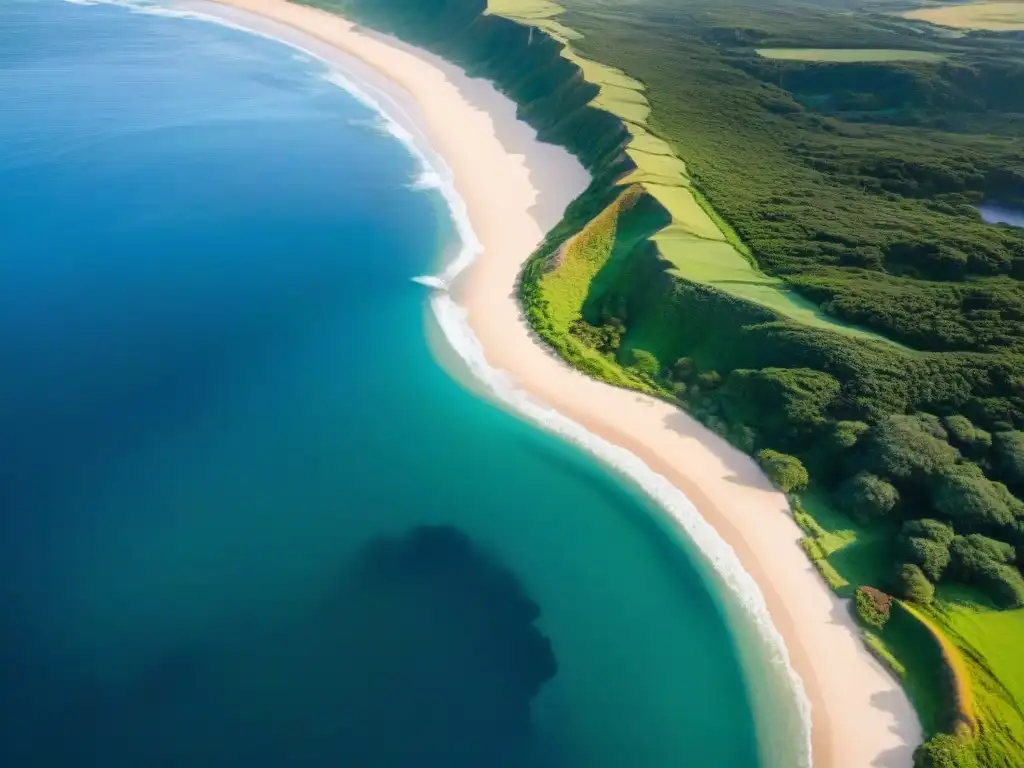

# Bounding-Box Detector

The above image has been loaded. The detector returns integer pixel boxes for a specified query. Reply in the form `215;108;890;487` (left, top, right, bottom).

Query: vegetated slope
308;0;1024;765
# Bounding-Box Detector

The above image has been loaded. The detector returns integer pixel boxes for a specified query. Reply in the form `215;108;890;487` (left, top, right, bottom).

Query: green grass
918;596;1024;765
756;47;947;62
791;493;897;594
537;185;646;331
889;601;972;736
863;629;907;679
941;602;1024;711
651;230;900;342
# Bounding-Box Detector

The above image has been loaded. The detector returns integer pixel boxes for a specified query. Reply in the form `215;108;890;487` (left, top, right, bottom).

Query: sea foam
62;1;814;763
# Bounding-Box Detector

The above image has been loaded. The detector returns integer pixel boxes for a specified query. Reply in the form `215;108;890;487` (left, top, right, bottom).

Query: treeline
734;57;1024;125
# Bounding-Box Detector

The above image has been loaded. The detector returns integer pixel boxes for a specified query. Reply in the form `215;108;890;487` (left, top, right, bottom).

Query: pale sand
202;1;922;765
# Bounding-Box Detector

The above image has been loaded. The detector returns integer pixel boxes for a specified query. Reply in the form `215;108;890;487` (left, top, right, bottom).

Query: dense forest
308;0;1024;765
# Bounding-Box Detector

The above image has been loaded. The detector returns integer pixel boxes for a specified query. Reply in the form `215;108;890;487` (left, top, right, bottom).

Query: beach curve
187;0;922;765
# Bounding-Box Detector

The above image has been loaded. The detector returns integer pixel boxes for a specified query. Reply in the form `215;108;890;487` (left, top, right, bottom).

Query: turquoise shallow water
0;1;773;765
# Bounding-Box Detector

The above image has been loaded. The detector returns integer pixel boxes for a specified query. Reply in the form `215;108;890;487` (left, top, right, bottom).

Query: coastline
194;1;922;765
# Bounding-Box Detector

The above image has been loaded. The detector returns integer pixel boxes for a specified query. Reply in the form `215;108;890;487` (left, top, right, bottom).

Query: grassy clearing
651;230;895;342
757;47;947;62
901;1;1024;32
930;590;1024;759
794;494;896;594
941;601;1024;711
920;596;1024;765
486;0;581;40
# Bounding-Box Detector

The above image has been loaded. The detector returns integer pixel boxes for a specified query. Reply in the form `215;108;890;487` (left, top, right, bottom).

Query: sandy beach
203;1;922;765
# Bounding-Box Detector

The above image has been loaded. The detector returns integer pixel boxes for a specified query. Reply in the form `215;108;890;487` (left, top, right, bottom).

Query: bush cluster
855;586;893;630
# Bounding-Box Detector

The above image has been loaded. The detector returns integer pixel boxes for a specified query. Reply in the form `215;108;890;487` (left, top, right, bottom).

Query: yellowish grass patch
901;1;1024;31
757;47;946;62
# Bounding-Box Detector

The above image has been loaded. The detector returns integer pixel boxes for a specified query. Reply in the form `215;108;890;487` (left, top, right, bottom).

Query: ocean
0;1;796;765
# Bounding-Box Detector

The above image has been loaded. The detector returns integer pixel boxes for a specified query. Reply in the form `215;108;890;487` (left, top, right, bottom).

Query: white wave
60;1;813;762
411;275;447;290
407;169;442;191
346;116;389;134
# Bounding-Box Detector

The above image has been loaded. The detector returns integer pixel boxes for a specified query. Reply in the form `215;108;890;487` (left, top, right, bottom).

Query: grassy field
940;598;1024;712
757;47;947;62
901;1;1024;31
931;597;1024;764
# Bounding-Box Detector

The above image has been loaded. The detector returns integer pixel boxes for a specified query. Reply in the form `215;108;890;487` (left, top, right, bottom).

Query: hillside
305;0;1024;765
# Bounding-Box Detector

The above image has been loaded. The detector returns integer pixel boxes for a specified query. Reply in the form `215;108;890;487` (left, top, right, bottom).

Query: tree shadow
661;409;780;495
870;689;922;768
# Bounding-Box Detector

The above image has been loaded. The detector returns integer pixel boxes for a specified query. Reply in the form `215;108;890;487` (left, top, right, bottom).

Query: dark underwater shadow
6;525;557;768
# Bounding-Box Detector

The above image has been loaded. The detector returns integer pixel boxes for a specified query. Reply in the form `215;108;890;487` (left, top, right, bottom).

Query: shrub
942;415;991;457
728;424;757;453
914;733;978;768
673;357;695;381
902;519;955;547
863;414;960;482
905;536;952;582
975;561;1024;608
929;463;1022;529
951;534;1015;572
719;367;840;449
949;534;1024;607
992;430;1024;487
827;420;869;453
757;449;809;492
627;348;661;379
916;413;949;440
897;564;935;604
697;370;722;390
836;472;899;521
855;586;893;629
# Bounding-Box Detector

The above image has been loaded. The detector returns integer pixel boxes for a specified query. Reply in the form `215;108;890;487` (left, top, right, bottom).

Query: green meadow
756;47;947;63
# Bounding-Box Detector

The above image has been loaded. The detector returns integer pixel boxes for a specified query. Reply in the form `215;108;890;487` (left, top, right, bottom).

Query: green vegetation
757;449;810;492
855;585;894;629
313;0;1024;764
757;47;948;62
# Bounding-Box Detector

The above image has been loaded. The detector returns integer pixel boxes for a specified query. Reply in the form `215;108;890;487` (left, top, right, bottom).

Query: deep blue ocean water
0;1;775;765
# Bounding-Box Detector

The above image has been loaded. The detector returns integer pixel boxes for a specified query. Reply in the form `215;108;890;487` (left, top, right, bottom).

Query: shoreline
193;1;921;765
